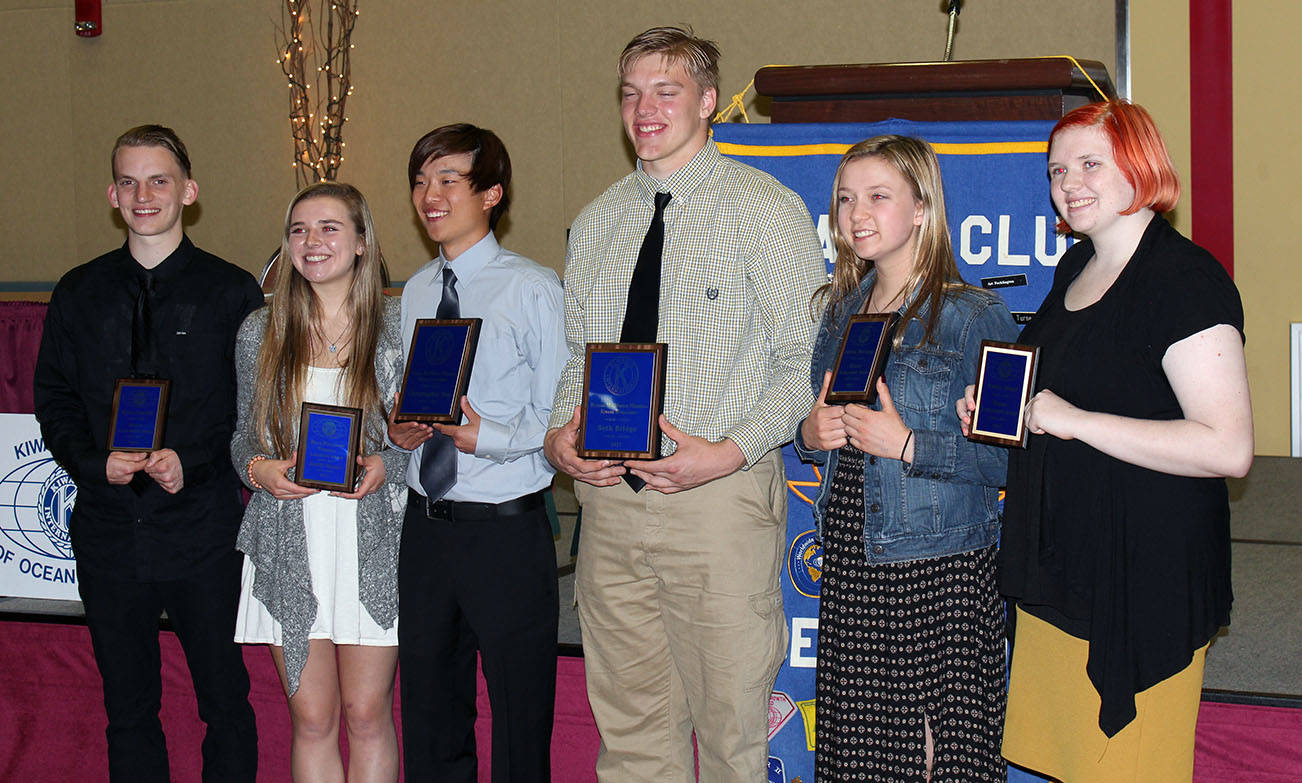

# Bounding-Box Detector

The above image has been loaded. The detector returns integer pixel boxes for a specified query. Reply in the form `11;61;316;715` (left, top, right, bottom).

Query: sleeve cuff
548;398;579;430
724;422;771;468
474;417;511;463
173;446;210;486
902;429;956;478
792;424;827;465
77;453;108;487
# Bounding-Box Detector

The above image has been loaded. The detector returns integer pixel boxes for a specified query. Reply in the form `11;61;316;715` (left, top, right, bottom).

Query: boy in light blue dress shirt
388;124;566;783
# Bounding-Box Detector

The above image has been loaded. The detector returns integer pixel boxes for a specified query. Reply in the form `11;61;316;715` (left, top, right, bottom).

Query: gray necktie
419;266;459;500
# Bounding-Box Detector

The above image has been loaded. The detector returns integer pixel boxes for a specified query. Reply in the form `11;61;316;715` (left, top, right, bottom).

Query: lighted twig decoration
276;0;359;187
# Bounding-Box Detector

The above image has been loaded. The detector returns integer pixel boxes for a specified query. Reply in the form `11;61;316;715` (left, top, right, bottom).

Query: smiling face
620;54;716;180
107;144;197;245
1048;124;1140;238
835;155;924;274
410;151;501;262
287;195;364;291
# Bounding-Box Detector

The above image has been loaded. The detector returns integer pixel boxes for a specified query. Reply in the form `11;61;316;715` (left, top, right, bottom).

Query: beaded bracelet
246;455;268;490
899;430;913;462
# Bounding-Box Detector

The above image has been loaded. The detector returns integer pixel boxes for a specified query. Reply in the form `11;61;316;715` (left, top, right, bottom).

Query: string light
276;0;358;187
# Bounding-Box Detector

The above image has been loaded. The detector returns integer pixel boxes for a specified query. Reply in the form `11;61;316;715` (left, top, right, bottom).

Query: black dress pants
77;549;257;783
398;491;559;783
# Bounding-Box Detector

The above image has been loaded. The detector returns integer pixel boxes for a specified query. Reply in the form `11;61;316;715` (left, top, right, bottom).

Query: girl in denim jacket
796;136;1016;781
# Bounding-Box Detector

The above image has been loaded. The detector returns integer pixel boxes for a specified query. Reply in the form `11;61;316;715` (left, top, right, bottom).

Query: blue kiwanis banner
714;119;1069;318
714;120;1063;783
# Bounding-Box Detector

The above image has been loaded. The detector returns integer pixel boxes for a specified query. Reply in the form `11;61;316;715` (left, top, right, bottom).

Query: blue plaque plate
968;340;1040;448
395;318;481;424
108;378;170;452
826;313;899;404
295;402;363;491
577;343;667;459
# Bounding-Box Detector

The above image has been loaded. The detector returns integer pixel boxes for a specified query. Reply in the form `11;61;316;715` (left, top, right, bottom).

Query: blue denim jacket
795;272;1017;564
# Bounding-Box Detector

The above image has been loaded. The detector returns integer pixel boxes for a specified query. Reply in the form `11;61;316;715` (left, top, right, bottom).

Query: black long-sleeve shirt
34;237;264;580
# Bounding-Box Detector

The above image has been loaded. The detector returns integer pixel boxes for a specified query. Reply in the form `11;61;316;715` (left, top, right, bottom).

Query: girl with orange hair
962;100;1253;782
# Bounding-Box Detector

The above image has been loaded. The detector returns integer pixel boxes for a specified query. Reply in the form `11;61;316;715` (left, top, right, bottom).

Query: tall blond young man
543;26;826;782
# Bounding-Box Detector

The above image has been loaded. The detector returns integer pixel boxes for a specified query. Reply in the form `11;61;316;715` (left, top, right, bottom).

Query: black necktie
131;271;156;378
419;266;459;501
619;192;670;492
620;191;671;343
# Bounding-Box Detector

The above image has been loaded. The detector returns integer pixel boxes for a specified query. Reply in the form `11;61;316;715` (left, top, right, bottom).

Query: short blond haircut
619;26;720;96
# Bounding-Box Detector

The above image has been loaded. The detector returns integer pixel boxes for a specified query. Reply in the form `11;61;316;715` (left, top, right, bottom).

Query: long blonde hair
818;135;975;347
251;182;386;457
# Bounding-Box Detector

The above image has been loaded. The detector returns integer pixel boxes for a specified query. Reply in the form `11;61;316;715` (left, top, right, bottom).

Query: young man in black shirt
33;125;262;782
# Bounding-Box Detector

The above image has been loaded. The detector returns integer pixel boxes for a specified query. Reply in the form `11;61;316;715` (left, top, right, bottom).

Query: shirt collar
633;137;721;205
427;231;499;288
119;235;194;284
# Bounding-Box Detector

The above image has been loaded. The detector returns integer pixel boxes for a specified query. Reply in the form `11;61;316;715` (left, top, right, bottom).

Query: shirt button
869;502;881;513
873;545;884;555
868;456;877;465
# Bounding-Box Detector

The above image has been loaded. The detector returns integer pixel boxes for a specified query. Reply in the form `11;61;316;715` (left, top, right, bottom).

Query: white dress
234;365;398;647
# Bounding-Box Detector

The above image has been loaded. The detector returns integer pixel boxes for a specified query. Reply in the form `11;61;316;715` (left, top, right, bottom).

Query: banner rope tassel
714;77;755;124
713;64;791;124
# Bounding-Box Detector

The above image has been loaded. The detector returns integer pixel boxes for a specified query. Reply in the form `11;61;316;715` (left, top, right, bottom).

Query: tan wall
1230;5;1301;457
1133;2;1298;456
1;0;1113;288
1130;2;1191;236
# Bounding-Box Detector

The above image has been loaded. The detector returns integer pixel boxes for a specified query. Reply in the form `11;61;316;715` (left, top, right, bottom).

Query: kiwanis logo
424;328;459;365
1;455;76;561
786;529;822;598
602;356;640;396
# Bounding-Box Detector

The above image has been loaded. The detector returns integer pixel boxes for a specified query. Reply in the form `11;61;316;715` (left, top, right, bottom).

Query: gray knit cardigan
230;298;407;694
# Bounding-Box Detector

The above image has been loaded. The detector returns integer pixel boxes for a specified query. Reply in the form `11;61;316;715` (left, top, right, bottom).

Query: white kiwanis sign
0;414;79;600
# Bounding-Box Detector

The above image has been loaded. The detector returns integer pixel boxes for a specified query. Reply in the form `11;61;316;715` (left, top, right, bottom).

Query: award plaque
826;313;900;404
108;378;170;452
968;340;1040;448
395;318;481;424
295;402;363;491
577;342;667;460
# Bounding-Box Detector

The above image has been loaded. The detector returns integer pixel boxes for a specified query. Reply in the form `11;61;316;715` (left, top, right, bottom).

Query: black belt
408;488;545;522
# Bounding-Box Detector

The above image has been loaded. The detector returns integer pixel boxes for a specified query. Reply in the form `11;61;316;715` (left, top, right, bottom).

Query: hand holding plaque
826;314;900;405
577;343;667;460
108;378;170;452
295;402;363;491
967;340;1040;448
395;318;481;424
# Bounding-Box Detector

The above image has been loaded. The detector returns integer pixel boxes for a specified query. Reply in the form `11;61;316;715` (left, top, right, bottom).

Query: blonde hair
251;182;386;457
619;26;720;96
819;135;974;347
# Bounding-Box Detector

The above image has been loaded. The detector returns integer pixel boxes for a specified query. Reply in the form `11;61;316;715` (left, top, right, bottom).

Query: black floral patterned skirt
815;446;1006;781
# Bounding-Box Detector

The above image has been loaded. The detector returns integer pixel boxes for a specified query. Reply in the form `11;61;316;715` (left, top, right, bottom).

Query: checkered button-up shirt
551;140;826;465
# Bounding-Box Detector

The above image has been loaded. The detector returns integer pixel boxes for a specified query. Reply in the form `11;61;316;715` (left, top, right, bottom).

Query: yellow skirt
1002;607;1206;783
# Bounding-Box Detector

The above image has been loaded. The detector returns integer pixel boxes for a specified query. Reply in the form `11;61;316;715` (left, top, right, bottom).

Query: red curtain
0;301;47;414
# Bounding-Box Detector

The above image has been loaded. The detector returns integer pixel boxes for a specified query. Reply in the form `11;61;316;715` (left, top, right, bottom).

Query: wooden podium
754;58;1115;124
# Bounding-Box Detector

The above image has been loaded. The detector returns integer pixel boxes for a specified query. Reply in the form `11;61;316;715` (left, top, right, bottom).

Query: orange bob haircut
1050;100;1180;229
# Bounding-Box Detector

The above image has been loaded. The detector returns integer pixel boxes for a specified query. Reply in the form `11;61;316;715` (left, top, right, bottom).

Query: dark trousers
77;549;257;783
399;490;559;783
